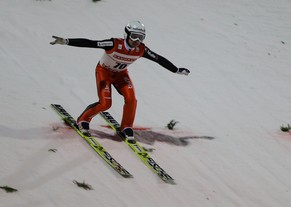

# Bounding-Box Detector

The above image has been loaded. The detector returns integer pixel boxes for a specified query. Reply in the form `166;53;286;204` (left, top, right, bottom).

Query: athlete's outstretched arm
142;46;190;75
50;36;114;50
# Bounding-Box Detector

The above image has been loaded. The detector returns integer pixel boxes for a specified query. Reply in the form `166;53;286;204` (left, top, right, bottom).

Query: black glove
176;68;190;76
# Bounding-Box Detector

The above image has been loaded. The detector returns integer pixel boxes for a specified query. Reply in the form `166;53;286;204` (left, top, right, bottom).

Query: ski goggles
128;32;145;42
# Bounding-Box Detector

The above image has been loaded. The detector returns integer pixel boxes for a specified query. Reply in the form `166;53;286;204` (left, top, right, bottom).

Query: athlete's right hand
50;36;68;45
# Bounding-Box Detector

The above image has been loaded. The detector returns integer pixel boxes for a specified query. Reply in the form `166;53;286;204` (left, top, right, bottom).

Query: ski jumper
66;38;179;130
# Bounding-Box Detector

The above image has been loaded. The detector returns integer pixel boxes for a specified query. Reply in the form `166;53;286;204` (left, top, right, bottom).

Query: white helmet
124;20;146;42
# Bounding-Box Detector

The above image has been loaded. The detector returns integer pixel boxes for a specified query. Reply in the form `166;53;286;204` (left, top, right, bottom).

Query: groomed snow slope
1;0;291;207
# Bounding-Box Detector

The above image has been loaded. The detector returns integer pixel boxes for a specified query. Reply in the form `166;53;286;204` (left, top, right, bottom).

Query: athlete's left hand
176;68;190;76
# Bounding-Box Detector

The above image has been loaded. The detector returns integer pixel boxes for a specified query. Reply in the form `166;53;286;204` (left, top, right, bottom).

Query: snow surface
1;0;291;206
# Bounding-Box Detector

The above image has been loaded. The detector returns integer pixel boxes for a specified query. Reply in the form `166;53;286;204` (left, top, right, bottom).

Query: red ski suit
67;37;179;130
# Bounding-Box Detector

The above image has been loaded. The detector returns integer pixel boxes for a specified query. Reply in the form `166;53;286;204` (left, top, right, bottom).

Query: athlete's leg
114;71;137;130
77;66;112;124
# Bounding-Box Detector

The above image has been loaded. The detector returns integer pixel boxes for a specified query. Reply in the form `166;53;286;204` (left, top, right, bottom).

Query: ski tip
123;174;134;178
164;179;176;185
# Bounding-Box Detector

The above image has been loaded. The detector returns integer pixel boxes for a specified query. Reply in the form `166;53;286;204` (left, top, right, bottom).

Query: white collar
124;39;135;51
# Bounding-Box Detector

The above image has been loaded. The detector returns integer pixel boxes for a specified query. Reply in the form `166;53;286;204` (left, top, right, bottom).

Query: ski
99;111;175;184
51;104;132;178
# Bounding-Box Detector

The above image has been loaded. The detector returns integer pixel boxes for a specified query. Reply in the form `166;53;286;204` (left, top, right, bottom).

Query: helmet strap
124;38;134;50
